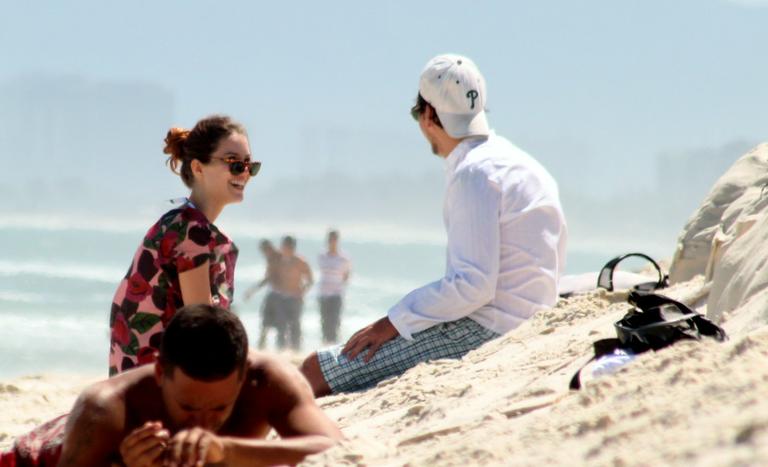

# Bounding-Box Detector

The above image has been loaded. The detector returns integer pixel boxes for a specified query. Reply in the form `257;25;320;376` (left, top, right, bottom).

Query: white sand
0;373;100;451
3;145;768;465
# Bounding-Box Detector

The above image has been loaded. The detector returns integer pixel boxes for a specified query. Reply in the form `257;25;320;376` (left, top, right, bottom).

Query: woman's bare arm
178;260;213;305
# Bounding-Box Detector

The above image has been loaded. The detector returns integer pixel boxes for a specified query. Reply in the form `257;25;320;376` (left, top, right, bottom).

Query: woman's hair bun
164;127;190;174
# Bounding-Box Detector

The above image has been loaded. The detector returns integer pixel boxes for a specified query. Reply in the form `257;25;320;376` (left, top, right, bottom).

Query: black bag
569;291;727;390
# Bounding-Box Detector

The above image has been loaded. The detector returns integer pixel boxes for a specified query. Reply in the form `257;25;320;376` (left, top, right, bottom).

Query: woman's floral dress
108;203;238;375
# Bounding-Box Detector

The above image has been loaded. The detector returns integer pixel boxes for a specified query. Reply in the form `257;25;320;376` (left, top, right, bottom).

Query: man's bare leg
300;352;333;398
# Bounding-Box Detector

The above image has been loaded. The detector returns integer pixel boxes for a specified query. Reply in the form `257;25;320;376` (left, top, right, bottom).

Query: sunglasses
212;157;262;176
410;94;428;121
410;104;422;121
597;252;668;293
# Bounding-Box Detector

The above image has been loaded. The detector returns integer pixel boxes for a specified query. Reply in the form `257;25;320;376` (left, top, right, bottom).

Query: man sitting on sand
301;54;567;396
2;305;341;466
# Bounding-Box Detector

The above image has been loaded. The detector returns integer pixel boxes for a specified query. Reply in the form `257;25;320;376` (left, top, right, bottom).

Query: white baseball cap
418;54;489;138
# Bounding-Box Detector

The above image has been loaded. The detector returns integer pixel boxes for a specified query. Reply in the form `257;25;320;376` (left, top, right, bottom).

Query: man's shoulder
286;254;308;263
464;134;525;166
71;378;128;428
461;134;555;188
80;368;158;413
83;374;128;402
245;353;313;402
320;252;350;263
247;352;300;379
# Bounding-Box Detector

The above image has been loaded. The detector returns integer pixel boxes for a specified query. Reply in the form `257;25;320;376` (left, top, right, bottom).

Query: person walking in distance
317;230;351;344
243;239;286;349
275;236;313;350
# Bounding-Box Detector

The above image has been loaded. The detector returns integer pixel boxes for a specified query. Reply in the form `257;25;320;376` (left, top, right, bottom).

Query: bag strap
690;315;728;341
629;290;690;311
597;253;669;292
569;338;623;390
628;291;728;342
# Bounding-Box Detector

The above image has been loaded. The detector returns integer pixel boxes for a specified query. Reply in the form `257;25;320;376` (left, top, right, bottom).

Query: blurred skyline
1;0;767;257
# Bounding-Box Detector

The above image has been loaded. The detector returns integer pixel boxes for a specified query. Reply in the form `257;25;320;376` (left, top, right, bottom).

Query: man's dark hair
410;93;443;128
328;229;339;241
159;304;248;381
282;235;297;249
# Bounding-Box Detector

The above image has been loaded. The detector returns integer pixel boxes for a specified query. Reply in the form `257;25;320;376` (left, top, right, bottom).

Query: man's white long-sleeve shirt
387;132;567;340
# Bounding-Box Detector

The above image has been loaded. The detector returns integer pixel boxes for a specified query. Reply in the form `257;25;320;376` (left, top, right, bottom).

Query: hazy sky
1;0;766;252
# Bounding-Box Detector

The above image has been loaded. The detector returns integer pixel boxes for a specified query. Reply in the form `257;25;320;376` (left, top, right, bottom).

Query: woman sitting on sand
108;115;260;375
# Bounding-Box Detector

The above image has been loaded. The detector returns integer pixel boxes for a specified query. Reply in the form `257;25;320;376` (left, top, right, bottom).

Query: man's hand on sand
342;316;399;363
120;421;170;467
165;427;225;467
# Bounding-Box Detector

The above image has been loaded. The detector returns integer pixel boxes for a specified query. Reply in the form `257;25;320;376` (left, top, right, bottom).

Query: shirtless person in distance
273;236;313;350
8;305;341;466
243;239;286;349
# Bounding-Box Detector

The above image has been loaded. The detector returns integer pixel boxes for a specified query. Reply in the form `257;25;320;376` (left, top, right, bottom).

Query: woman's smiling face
195;132;253;206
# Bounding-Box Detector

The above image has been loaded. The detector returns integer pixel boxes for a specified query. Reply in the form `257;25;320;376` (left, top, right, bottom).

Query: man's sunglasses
213;157;262;176
410;94;428;121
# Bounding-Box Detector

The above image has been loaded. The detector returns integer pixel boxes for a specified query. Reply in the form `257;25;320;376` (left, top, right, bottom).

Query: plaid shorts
317;317;500;394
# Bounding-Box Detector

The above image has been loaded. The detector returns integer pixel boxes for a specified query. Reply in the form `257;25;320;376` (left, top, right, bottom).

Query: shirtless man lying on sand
3;304;341;466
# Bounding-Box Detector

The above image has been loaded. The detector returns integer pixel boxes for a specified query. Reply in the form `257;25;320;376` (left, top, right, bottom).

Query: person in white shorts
317;230;351;344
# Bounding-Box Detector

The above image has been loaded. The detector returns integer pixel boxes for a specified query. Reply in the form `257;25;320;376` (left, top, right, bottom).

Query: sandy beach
0;373;99;451
3;281;767;466
2;145;768;466
305;279;768;466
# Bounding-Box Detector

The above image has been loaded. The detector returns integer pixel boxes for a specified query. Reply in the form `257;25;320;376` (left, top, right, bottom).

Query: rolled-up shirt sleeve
388;169;501;340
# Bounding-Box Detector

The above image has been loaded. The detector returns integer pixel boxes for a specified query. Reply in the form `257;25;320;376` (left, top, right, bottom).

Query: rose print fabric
109;204;238;375
0;414;67;467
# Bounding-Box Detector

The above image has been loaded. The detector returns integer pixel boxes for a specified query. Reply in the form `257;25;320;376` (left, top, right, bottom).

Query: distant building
0;74;175;210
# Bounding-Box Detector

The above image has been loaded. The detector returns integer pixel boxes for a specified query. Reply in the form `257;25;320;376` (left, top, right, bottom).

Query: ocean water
0;220;613;379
